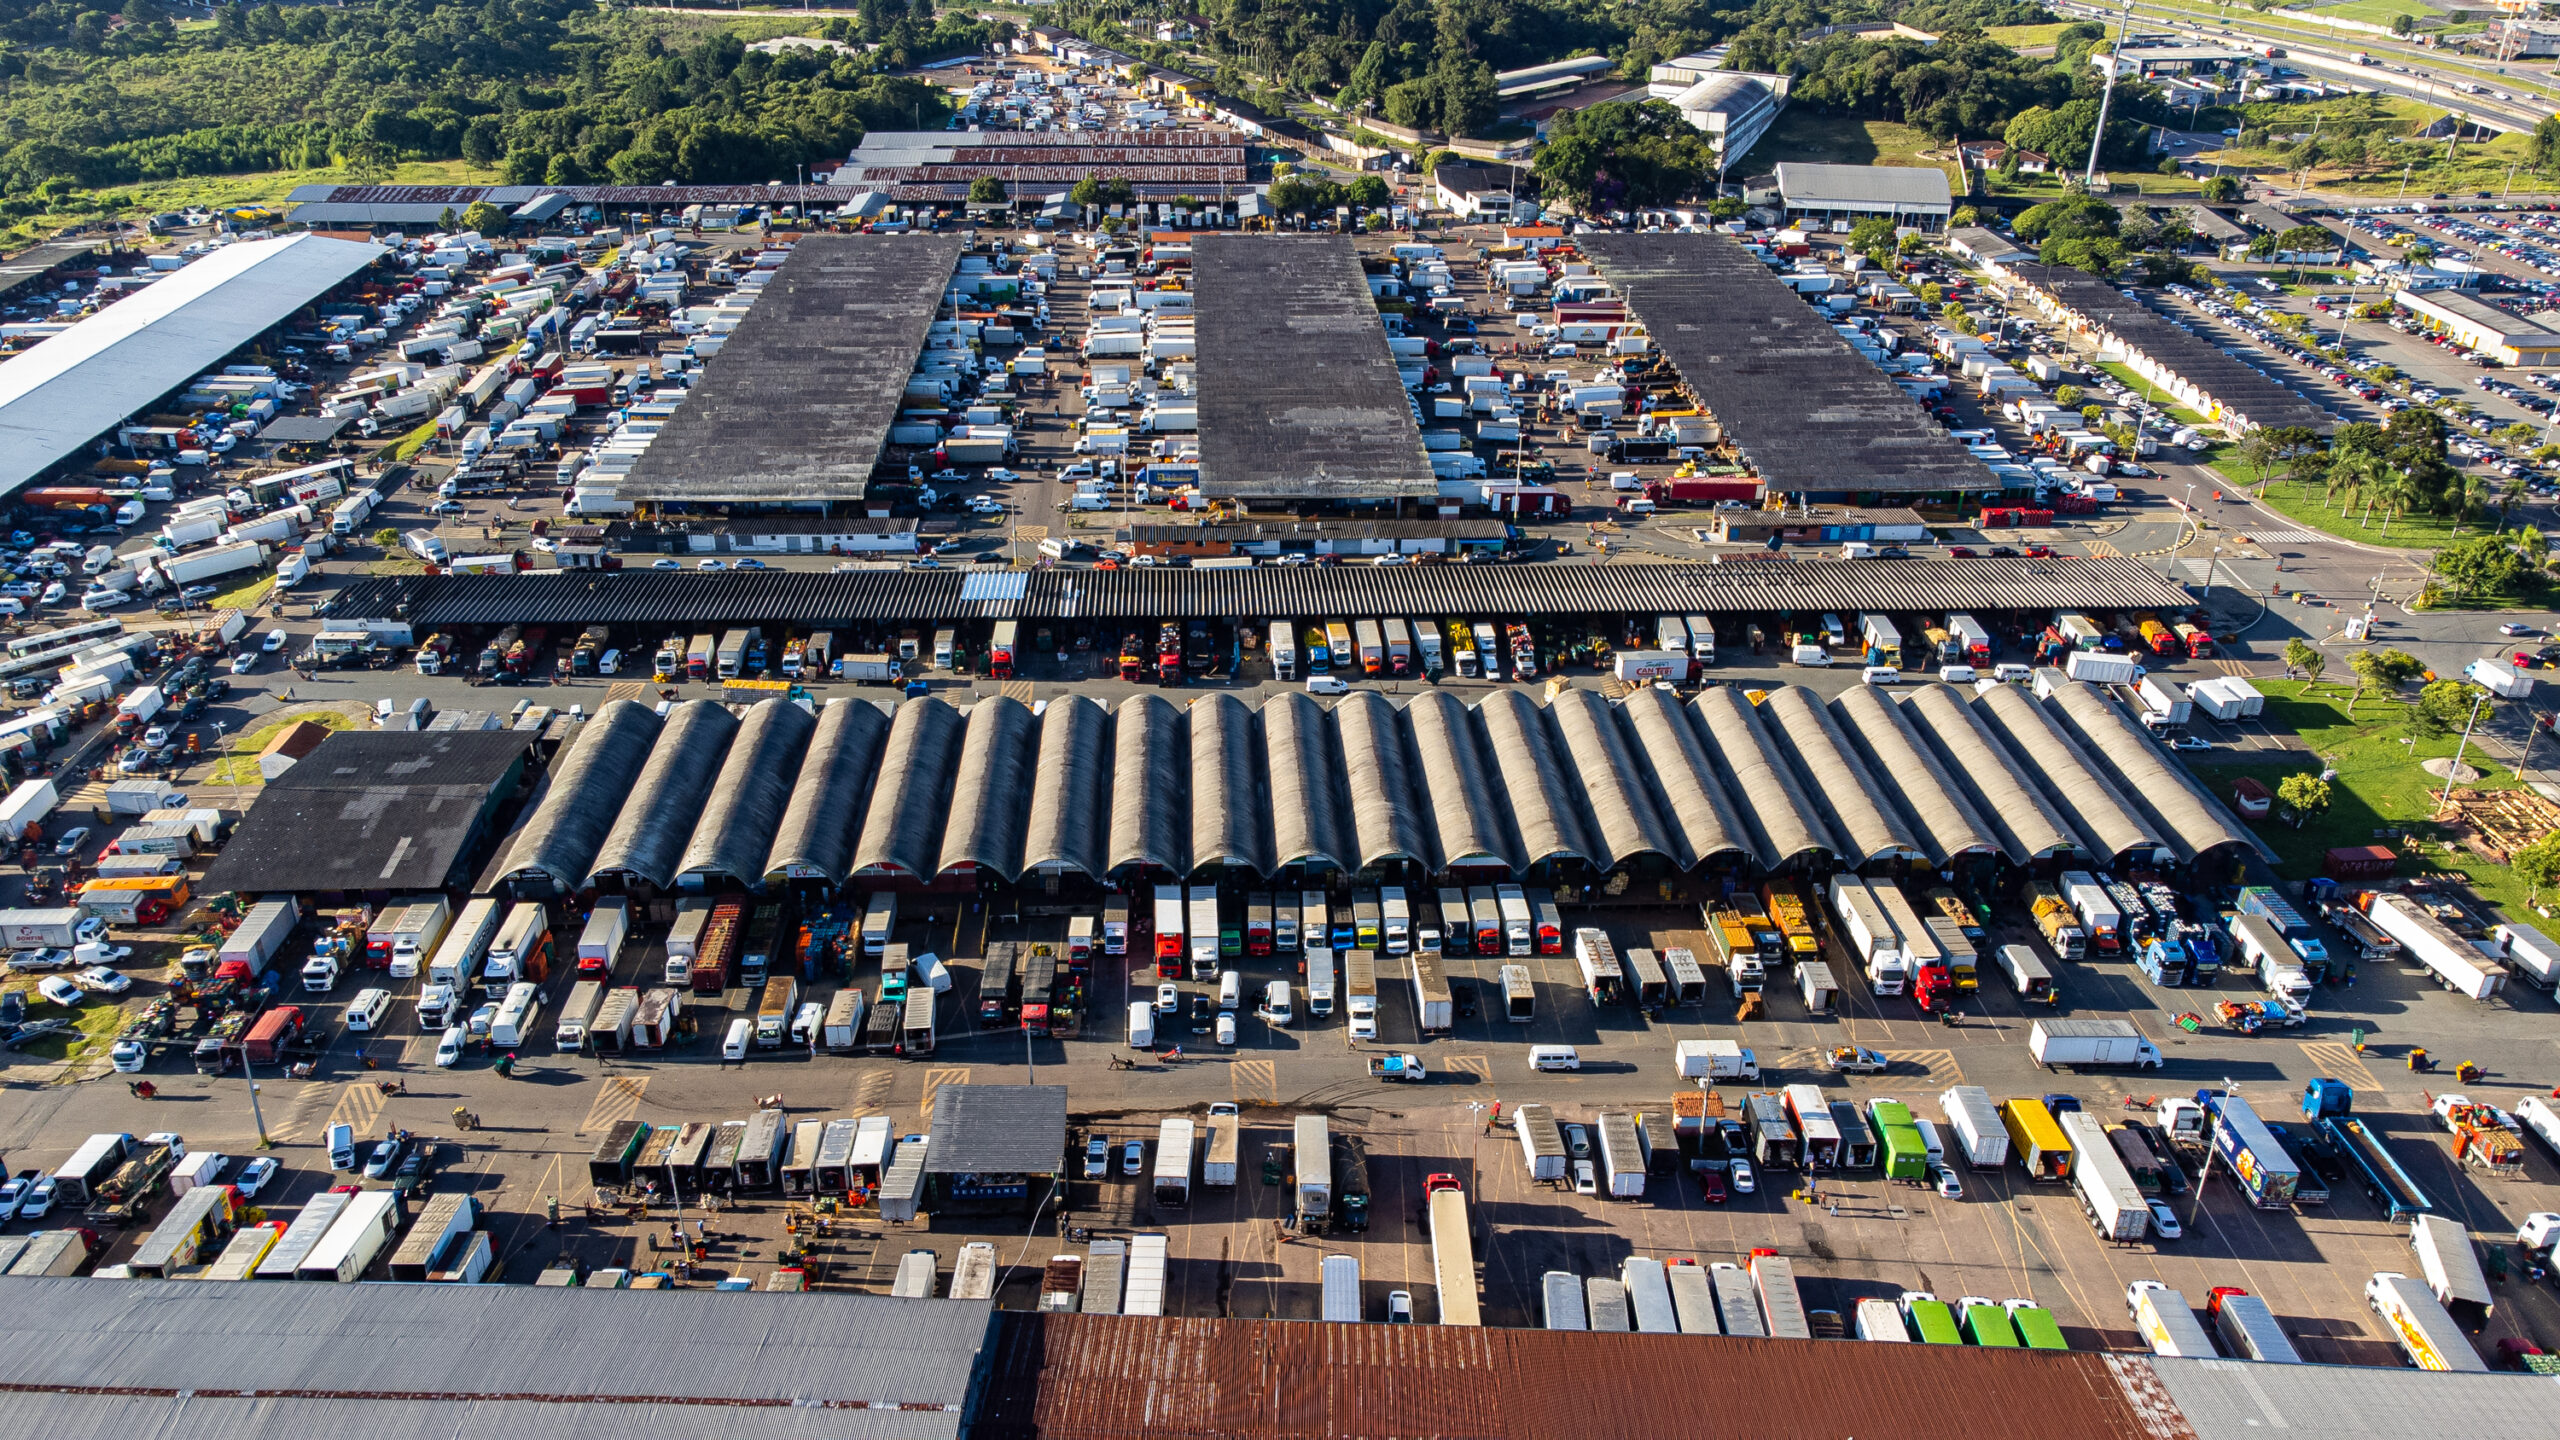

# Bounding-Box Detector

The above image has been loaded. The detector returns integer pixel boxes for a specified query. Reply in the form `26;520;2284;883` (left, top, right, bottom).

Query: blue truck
2200;1090;2300;1209
2139;935;2189;988
2321;1115;2433;1221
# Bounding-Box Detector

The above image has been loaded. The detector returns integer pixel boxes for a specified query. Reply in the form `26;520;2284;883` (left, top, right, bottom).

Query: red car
1945;545;1978;558
1696;1168;1729;1204
2023;544;2056;558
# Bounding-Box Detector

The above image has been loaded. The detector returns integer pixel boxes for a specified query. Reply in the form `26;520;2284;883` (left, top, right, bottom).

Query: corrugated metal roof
922;1083;1068;1174
2042;681;2272;864
2010;264;2335;435
3;1394;963;1440
587;700;736;889
1107;694;1188;875
619;234;966;503
493;697;661;891
939;696;1037;879
1618;684;1750;869
971;1313;2179;1440
1550;688;1675;870
1476;689;1591;867
333;555;2193;628
1968;685;2163;862
678;697;815;885
853;698;964;877
764;698;891;884
0;1277;991;1421
2145;1353;2558;1439
1689;686;1834;870
1022;694;1109;877
1264;690;1350;871
1759;685;1917;866
1897;685;2080;862
1335;690;1430;870
0;234;385;499
1406;689;1513;870
1189;692;1270;873
1829;685;2000;865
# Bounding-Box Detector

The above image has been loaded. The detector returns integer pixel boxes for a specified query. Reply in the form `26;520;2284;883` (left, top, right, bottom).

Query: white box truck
2028;1018;2163;1070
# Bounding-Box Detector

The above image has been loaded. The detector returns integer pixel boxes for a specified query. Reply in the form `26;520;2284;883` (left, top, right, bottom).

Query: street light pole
236;1042;269;1149
2438;686;2491;808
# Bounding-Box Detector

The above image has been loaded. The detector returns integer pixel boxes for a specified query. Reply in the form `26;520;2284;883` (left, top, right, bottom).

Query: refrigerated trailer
1428;1177;1478;1324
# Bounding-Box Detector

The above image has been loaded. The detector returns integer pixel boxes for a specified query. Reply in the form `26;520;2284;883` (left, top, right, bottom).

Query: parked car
234;1156;278;1197
34;975;83;1006
1082;1135;1109;1179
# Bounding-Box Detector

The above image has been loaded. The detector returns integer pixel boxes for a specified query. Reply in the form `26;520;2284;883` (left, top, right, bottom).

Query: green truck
1961;1300;2020;1347
1868;1100;1930;1182
2006;1301;2068;1351
1903;1293;1962;1344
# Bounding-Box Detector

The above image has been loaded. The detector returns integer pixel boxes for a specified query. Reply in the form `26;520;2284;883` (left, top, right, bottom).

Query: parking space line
1230;1058;1277;1106
919;1067;970;1123
577;1077;647;1134
326;1083;382;1139
2298;1040;2380;1092
1442;1055;1491;1086
268;1080;335;1144
847;1068;893;1117
1882;1048;1964;1088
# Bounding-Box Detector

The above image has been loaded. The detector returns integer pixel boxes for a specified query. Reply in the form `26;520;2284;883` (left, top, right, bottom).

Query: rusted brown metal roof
973;1314;2189;1440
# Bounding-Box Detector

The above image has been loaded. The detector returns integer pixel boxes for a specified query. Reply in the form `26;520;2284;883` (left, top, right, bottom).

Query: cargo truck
2062;1110;2149;1241
2027;882;2086;959
2366;1271;2490;1371
1827;875;1909;995
1941;1086;2010;1169
1202;1105;1239;1188
2127;1281;2217;1357
2002;1098;2073;1180
2410;1213;2492;1329
1597;1113;1645;1198
1293;1114;1332;1230
1152;1118;1193;1208
1674;1038;1760;1083
2029;1018;2163;1070
1750;1252;1812;1339
2208;1288;2302;1363
1427;1175;1478;1325
1515;1104;1567;1182
2200;1091;2299;1208
2366;893;2506;1000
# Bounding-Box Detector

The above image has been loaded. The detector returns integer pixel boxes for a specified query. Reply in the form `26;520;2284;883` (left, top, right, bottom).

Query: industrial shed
1549;688;1676;872
1189;693;1271;875
200;729;534;898
1896;687;2081;863
1619;686;1751;872
1021;695;1110;877
492;698;662;895
677;698;816;889
1968;684;2166;866
1336;691;1430;872
1264;691;1351;873
1759;686;1919;867
1405;689;1514;872
1476;689;1592;869
853;698;966;879
764;698;891;885
2042;681;2270;868
938;696;1037;879
586;701;738;891
1689;686;1835;872
1107;694;1188;876
1828;686;1999;868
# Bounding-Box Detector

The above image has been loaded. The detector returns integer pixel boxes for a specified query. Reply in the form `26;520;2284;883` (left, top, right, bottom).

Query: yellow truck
2028;883;2086;960
1758;881;1819;958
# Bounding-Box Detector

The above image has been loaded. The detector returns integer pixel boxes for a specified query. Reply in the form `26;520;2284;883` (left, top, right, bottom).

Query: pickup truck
1368;1054;1428;1082
1824;1045;1888;1075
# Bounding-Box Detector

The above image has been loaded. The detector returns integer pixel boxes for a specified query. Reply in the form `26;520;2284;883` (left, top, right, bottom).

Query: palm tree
2374;467;2420;536
2499;474;2529;531
2331;451;2375;520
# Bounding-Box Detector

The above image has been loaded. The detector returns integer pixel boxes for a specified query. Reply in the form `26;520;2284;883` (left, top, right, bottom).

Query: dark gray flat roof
2013;264;2336;434
1581;233;2002;495
1191;236;1436;501
926;1084;1069;1174
198;729;533;895
619;234;965;505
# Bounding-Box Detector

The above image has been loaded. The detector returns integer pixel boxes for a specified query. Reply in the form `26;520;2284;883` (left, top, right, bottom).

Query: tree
2347;646;2426;714
2411;678;2490;739
2391;11;2415;35
2516;831;2560;905
2284;636;2325;684
369;527;400;549
2202;174;2244;202
2275;772;2332;828
459;200;506;235
1532;100;1717;212
1345;174;1391;209
2536;116;2560;176
1707;197;1745;222
2054;384;2083;409
968;175;1009;203
438;206;459;231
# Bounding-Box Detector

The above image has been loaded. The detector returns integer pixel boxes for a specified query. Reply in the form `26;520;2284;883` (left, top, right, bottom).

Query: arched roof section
1262;691;1348;872
850;697;965;878
1968;684;2162;862
1548;688;1675;870
1405;690;1514;869
496;697;661;893
1828;686;1999;867
1896;685;2078;863
1760;685;1921;868
2043;681;2272;864
1022;695;1110;877
677;697;817;885
1335;690;1428;870
1107;694;1188;874
938;696;1039;879
1617;686;1749;870
1689;686;1835;870
764;699;891;884
1474;689;1591;867
586;700;738;889
1188;692;1270;875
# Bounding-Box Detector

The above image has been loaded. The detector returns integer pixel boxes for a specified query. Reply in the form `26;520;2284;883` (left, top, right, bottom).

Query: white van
1128;1000;1155;1048
1527;1045;1582;1072
1939;665;1977;684
1261;981;1293;1027
344;988;391;1032
1217;969;1242;1011
1992;662;2034;683
1860;666;1900;686
1791;643;1831;667
722;1017;752;1061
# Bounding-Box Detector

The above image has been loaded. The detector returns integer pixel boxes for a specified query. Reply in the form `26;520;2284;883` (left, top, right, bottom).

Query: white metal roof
1773;162;1952;212
0;233;383;497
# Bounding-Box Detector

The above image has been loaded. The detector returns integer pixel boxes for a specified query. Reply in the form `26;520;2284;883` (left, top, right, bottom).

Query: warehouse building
1767;162;1954;230
476;676;2262;907
2000;263;2336;434
830;131;1251;204
2393;287;2560;367
0;232;385;499
1581;233;2000;499
608;234;968;509
198;728;537;899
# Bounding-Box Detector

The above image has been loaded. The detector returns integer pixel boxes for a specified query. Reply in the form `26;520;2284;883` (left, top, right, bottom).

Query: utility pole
2438;685;2491;808
237;1043;269;1149
2086;0;2138;188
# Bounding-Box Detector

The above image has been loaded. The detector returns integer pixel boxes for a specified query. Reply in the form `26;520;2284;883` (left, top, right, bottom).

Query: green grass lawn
205;708;359;786
1985;21;2076;46
2203;679;2545;922
2245;478;2474;549
2293;0;2441;26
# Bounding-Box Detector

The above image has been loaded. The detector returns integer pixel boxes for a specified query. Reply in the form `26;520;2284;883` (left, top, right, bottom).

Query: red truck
242;1005;306;1065
691;899;743;996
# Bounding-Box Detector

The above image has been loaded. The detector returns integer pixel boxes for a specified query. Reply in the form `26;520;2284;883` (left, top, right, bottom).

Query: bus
7;617;121;657
1427;1174;1478;1325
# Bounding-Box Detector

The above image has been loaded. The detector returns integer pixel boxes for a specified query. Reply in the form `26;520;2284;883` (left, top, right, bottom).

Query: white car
2172;735;2212;752
1215;1012;1237;1046
35;975;83;1006
1304;675;1351;696
966;497;1006;515
231;652;258;674
1728;1157;1757;1194
234;1156;279;1197
697;559;727;570
434;1025;466;1067
262;628;287;651
1933;1165;1963;1200
2148;1199;2183;1240
75;966;129;994
1155;982;1180;1015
